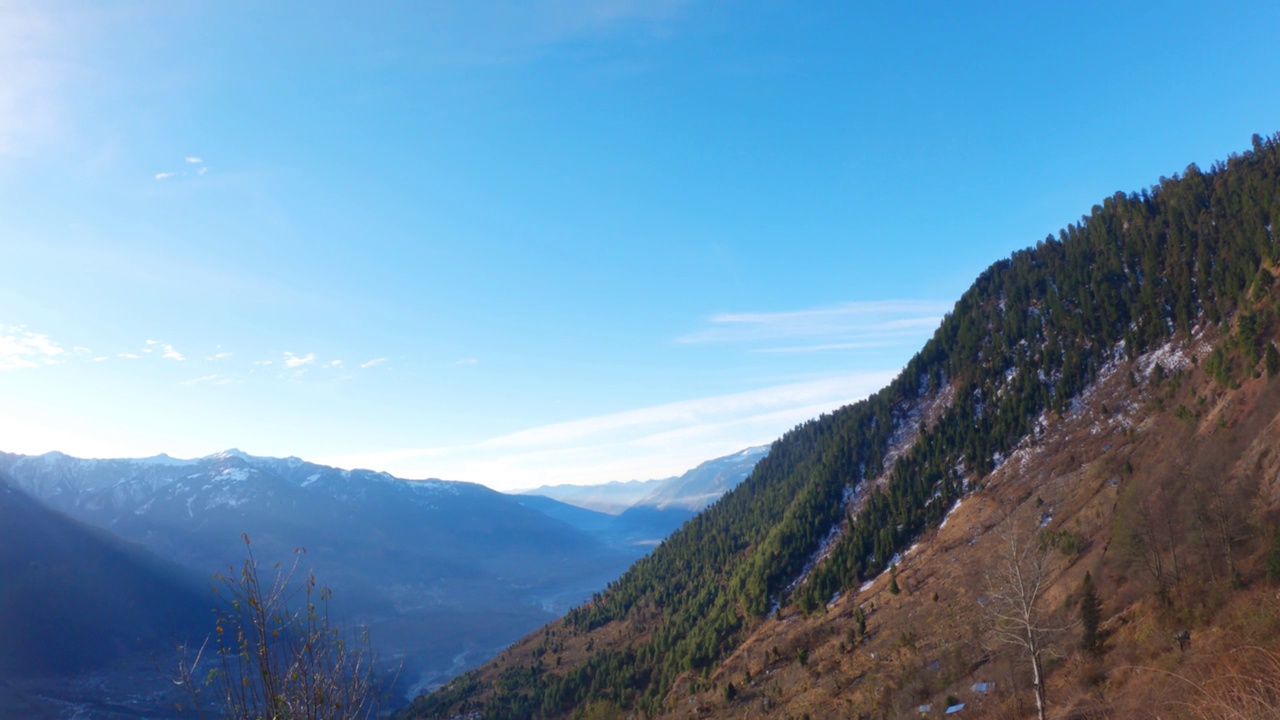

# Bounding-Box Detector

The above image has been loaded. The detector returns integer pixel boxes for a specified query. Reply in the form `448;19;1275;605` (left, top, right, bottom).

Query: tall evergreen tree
1079;571;1103;657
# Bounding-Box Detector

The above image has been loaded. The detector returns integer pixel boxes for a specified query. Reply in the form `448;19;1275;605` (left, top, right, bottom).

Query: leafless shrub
1186;646;1280;720
174;535;380;720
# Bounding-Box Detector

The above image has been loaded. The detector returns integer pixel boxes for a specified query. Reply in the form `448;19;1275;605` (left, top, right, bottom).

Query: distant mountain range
513;446;769;547
0;448;630;703
518;445;769;514
0;444;767;712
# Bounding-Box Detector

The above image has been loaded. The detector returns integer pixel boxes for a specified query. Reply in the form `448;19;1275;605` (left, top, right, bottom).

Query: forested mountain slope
405;133;1280;719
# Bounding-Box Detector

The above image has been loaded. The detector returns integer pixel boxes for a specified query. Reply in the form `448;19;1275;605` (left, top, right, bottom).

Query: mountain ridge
405;133;1280;718
512;446;770;546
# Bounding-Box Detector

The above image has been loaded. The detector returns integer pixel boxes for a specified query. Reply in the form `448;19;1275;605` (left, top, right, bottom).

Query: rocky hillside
405;133;1280;718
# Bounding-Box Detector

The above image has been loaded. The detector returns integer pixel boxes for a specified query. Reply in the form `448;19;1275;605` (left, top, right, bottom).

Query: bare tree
175;535;381;720
984;518;1072;720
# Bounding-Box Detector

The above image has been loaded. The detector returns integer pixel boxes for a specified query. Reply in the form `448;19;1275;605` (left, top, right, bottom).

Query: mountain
630;445;770;512
0;474;215;718
518;479;667;514
520;447;768;516
0;474;207;677
405;134;1280;718
514;446;770;547
0;449;640;700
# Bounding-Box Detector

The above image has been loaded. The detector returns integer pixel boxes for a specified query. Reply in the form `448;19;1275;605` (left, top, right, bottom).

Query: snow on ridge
207;448;255;463
409;479;461;496
217;467;251;483
939;497;963;530
1137;340;1192;378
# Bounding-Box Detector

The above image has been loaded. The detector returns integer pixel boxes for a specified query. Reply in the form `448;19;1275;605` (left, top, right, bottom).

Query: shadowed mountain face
0;474;207;678
0;450;639;699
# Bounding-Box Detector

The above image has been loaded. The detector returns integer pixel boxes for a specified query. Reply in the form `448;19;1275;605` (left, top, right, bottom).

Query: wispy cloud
753;341;892;354
179;374;221;386
360;357;387;369
0;325;65;370
141;339;184;360
316;371;896;491
283;351;316;368
0;4;74;155
326;359;344;368
118;352;140;359
184;156;201;164
679;300;949;353
154;171;175;180
456;358;478;366
208;351;233;360
91;356;109;362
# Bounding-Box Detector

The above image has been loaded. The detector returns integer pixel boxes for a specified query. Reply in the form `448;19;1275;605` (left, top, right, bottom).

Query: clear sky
2;1;1279;491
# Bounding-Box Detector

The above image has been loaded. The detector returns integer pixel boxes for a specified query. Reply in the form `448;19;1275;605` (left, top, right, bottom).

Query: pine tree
1266;530;1280;583
1079;571;1103;657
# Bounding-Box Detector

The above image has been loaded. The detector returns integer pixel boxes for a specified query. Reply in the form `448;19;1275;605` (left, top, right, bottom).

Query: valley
0;447;762;716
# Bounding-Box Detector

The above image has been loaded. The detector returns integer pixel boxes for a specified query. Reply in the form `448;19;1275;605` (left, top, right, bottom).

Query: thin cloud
0;325;66;370
154;171;175;180
456;358;478;365
179;374;221;386
197;166;208;176
0;4;73;155
139;339;183;360
360;357;387;369
326;360;344;368
184;156;201;164
317;371;896;491
678;300;949;351
283;351;316;368
753;341;893;354
208;351;233;360
117;352;140;359
91;356;109;362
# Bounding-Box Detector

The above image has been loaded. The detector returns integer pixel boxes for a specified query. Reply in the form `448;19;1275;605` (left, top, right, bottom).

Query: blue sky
2;1;1279;491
